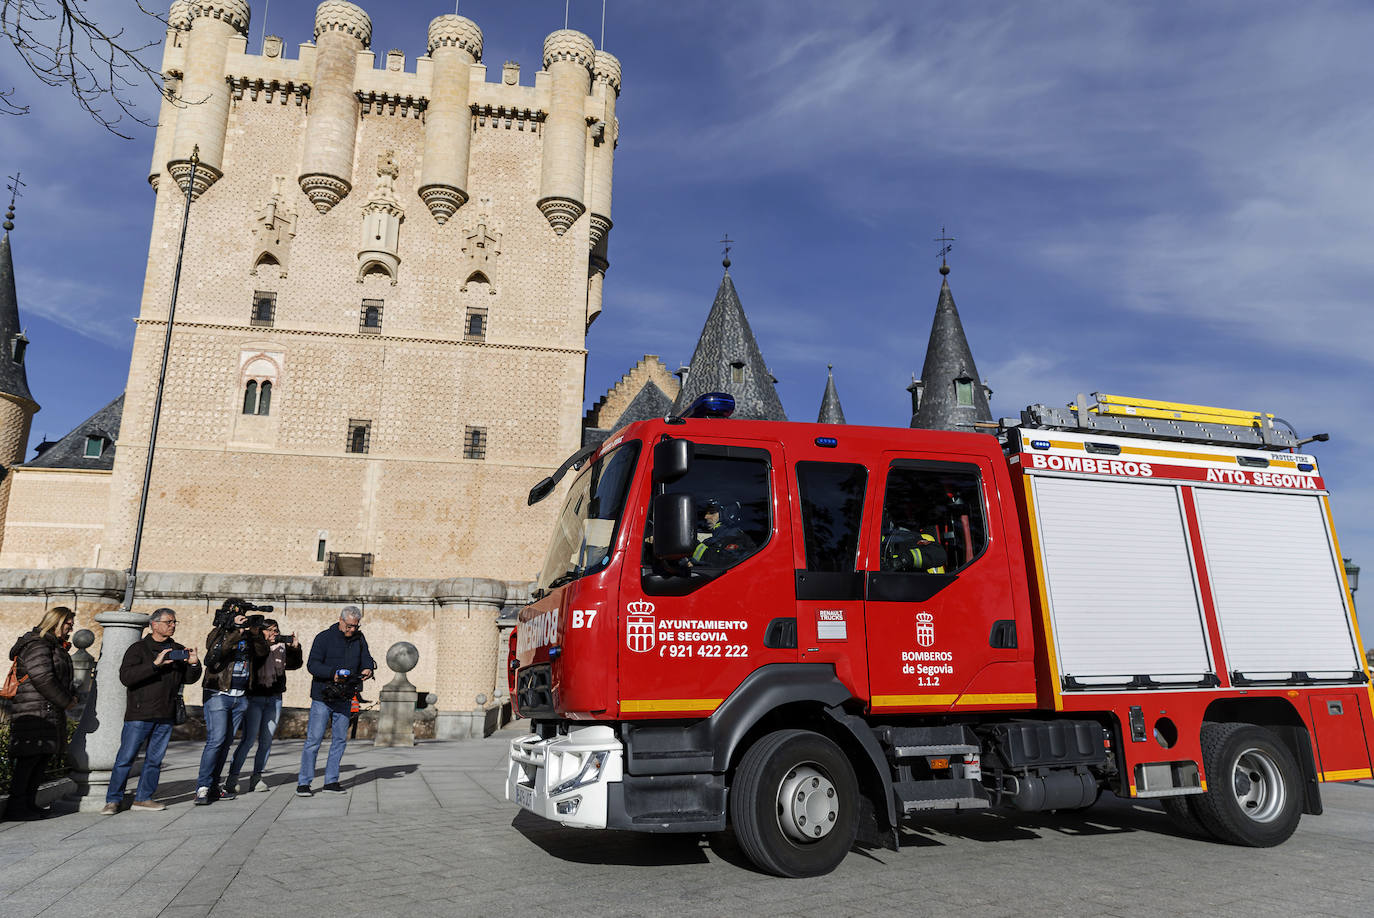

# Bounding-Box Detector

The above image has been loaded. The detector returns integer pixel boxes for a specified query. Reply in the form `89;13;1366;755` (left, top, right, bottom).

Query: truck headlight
550;751;609;795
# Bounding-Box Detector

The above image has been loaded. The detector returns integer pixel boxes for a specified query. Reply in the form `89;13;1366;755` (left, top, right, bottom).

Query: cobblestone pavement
2;725;1372;918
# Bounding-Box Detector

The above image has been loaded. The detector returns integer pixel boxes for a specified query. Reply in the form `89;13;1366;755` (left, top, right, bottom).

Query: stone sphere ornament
72;629;96;650
386;641;419;673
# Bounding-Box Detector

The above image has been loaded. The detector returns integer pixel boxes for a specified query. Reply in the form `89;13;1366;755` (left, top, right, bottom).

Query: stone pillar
299;1;372;213
70;609;148;811
373;641;418;747
536;30;595;234
167;0;249;198
419;15;482;224
433;577;505;739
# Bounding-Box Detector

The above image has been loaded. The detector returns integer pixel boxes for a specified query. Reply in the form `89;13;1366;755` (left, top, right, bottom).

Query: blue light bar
686;392;736;419
1297;462;1314;472
815;437;838;448
1030;439;1051;450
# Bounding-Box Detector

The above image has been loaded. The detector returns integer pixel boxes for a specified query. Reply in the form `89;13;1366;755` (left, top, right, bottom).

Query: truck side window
879;463;986;574
796;461;867;572
644;450;771;575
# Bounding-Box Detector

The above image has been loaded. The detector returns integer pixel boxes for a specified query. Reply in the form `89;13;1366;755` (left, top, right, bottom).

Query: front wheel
1192;722;1303;847
730;729;860;877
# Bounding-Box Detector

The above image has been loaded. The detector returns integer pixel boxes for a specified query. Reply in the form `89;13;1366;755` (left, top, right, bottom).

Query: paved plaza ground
2;724;1372;918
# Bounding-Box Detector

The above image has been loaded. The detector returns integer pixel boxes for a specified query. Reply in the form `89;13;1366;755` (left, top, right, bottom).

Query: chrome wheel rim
777;763;839;843
1231;746;1285;823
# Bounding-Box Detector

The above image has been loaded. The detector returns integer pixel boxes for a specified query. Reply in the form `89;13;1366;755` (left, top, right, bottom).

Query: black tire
1192;722;1302;847
729;729;860;877
1161;794;1215;839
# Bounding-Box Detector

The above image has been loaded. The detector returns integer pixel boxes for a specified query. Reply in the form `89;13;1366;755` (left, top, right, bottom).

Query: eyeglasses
153;619;177;625
339;622;359;631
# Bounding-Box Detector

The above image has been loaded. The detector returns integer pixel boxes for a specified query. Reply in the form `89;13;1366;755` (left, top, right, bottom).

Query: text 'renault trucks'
506;392;1372;876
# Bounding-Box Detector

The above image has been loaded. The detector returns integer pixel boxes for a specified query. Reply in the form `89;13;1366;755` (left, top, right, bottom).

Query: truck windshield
536;442;641;592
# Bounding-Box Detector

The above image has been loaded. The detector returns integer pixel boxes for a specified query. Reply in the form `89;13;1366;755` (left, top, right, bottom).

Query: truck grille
516;664;554;718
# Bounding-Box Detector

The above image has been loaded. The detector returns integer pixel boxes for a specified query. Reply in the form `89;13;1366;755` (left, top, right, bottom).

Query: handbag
1;658;26;699
174;690;188;726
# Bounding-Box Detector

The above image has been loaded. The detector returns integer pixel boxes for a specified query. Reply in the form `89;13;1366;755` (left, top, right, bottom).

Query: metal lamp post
71;148;201;810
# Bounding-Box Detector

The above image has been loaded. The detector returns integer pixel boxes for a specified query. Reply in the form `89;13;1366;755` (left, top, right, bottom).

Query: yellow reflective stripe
1022;477;1062;711
692;542;706;561
870;693;1038;709
1320;768;1373;782
620;698;722;713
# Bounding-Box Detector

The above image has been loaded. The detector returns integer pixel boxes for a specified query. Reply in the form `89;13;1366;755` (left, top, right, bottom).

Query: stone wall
0;468;110;569
0;567;517;734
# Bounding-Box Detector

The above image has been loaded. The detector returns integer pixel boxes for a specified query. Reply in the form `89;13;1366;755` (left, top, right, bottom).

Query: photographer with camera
225;618;302;794
297;605;375;797
103;608;201;814
194;600;270;806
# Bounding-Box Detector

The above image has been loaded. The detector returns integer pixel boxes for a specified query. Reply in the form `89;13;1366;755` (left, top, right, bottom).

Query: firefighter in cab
690;499;756;569
883;522;947;573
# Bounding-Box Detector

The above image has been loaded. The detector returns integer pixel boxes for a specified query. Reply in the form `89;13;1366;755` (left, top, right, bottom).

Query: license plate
515;784;534;809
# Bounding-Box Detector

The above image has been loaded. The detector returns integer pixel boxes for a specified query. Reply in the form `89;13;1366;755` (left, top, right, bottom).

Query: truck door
865;455;1028;712
616;440;797;717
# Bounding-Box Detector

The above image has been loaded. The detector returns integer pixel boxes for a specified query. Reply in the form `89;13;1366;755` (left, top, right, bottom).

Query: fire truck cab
507;393;1373;876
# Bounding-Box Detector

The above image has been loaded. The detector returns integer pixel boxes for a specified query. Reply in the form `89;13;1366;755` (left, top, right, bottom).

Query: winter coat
247;642;303;697
200;623;271;695
119;634;203;722
6;629;75;755
305;623;376;709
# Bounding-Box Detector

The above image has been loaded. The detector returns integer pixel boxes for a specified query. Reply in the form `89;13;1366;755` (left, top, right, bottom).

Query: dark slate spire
909;268;992;431
0;228;36;406
672;265;787;421
817;364;846;424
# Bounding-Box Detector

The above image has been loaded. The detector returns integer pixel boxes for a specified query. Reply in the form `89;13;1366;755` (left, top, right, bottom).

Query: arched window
257;380;272;416
242;380;258;414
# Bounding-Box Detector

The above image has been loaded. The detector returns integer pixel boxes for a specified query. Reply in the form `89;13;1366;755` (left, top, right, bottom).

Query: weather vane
720;233;734;269
4;171;23;230
935;225;954;275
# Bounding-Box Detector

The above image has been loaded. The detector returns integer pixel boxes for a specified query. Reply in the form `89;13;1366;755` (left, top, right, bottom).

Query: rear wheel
730;729;859;877
1192;722;1302;847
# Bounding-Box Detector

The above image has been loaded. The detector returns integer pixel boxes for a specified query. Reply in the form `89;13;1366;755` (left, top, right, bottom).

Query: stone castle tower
0;207;39;554
84;0;619;581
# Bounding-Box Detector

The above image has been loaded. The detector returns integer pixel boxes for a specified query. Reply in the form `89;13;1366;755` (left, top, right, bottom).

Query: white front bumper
506;724;624;829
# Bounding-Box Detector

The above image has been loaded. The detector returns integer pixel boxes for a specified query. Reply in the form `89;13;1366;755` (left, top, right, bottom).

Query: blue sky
2;1;1371;600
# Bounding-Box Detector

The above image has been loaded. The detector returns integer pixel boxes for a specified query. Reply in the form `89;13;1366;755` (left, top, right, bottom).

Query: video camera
212;597;275;630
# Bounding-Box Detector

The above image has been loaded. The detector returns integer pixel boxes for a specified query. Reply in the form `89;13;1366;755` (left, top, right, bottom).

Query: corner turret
299;1;372;213
909;266;993;431
165;0;250;198
419;15;483;224
536;29;595;234
0;201;40;554
818;365;846;424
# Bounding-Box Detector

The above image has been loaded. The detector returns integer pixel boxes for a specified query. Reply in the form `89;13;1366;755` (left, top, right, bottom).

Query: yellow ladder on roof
1086;393;1274;429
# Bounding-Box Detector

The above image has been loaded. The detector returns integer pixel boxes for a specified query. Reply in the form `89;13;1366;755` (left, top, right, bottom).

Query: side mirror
652;493;696;560
652;438;692;484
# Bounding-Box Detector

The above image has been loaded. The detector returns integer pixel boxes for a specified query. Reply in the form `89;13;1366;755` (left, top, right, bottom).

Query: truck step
874;725;980;761
893;778;990;813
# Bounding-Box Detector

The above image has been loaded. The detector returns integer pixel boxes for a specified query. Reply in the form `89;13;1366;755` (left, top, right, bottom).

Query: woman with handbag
4;606;77;821
104;608;202;814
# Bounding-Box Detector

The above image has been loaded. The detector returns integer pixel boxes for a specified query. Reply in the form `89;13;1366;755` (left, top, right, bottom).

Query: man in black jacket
104;608;202;814
296;606;375;797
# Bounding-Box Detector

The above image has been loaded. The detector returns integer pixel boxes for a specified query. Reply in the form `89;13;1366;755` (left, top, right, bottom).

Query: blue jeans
107;720;174;804
196;692;248;790
228;695;283;783
298;700;350;786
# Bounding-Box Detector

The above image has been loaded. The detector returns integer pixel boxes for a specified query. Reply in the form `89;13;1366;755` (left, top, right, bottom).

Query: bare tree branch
1;0;171;139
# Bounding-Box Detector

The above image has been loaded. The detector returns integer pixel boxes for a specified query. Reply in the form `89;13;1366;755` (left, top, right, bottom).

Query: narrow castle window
316;538;327;562
360;299;383;334
956;378;974;407
465;311;486;341
242;380;258;414
731;361;745;384
464;426;487;460
11;333;27;364
251;291;276;326
256;380;272;416
347;419;372;454
84;436;105;458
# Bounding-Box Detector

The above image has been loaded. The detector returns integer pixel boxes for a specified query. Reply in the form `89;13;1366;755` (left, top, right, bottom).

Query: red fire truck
506;392;1372;877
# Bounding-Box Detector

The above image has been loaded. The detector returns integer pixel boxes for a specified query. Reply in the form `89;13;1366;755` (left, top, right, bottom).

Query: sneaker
321;782;347;794
100;802;120;815
247;773;261;793
194;787;211;806
295;785;313;797
217;787;237;802
131;799;166;812
224;779;238;796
